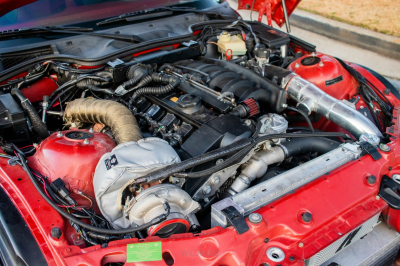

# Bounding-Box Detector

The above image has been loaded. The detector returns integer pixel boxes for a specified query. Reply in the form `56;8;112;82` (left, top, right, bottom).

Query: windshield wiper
0;26;142;43
97;7;232;26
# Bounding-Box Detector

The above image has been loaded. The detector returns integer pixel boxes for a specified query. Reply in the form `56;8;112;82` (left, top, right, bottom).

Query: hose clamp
277;144;289;158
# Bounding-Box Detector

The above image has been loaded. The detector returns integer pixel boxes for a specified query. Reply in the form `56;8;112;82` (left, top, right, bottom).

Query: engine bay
0;19;396;255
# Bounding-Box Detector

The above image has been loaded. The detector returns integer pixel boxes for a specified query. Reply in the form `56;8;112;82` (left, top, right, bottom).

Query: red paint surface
238;0;301;27
28;130;116;209
20;77;58;103
0;49;399;265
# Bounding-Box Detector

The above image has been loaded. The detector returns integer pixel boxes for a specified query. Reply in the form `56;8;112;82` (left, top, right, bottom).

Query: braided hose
131;75;153;90
131;76;180;101
64;98;142;144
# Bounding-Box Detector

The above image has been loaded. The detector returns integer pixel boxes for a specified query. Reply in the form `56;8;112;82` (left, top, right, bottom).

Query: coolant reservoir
217;31;247;57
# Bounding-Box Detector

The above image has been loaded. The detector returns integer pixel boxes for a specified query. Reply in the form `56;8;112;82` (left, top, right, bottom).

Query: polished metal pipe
226;146;285;196
284;74;382;139
281;0;291;33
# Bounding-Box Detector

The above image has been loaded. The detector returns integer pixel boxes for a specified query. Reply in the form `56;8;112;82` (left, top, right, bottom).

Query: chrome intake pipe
225;146;285;197
284;73;382;139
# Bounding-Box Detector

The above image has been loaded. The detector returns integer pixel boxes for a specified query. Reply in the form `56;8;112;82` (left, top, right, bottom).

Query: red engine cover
28;130;115;208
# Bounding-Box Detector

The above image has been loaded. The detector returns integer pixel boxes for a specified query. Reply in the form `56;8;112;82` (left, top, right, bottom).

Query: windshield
0;0;199;31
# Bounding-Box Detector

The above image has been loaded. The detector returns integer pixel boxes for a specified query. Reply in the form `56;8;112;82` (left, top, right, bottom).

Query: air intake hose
64;98;142;144
11;88;49;140
131;73;180;102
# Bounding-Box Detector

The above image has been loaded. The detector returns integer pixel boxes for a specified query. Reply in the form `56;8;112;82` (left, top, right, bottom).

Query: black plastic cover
181;114;251;157
0;94;29;141
379;175;400;210
0;186;48;265
250;24;290;49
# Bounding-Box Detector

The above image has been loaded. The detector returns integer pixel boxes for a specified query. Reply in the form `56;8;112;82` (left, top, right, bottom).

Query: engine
0;20;392;246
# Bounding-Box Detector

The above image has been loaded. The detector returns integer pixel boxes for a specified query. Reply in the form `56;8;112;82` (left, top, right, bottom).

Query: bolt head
212;177;220;185
51;227;62;239
249;213;262;224
295;63;300;68
379;143;391;152
83;138;89;145
366;175;377;185
298;242;304;248
56;131;63;137
319;61;324;67
216;159;224;165
302;212;312;223
202;185;212;195
375;195;380;200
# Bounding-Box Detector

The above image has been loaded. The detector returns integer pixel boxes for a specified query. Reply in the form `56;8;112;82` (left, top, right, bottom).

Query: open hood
238;0;301;27
0;0;36;18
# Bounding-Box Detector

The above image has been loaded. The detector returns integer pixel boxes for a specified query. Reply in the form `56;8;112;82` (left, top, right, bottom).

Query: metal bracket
221;206;249;234
258;0;272;27
360;142;382;161
107;59;124;68
8;157;19;166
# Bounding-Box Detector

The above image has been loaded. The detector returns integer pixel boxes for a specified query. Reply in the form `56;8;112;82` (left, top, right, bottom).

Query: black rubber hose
282;137;341;158
263;64;293;82
133;137;254;184
118;65;153;92
11;88;49;140
76;82;114;95
287;106;314;132
181;144;254;178
286;113;321;124
16;63;52;90
49;75;109;100
133;132;348;185
181;134;343;178
131;76;180;101
15;152;169;235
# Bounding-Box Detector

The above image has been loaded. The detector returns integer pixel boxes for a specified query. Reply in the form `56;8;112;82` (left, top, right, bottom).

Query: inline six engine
0;20;393;254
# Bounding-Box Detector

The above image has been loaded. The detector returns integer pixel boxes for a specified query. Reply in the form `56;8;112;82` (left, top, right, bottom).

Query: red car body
0;1;399;266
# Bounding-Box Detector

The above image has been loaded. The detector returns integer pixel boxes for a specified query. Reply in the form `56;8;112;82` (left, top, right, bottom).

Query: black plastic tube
287;106;314;132
286;113;321;124
282;137;341;157
131;75;180;101
133;132;348;185
11;88;49;140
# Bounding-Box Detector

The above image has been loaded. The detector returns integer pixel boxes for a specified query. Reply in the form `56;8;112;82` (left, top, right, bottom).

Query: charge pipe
284;73;382;139
225;137;341;197
225;146;285;197
264;65;383;139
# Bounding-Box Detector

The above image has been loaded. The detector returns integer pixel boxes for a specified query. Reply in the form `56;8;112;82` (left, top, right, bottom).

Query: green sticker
127;242;162;263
